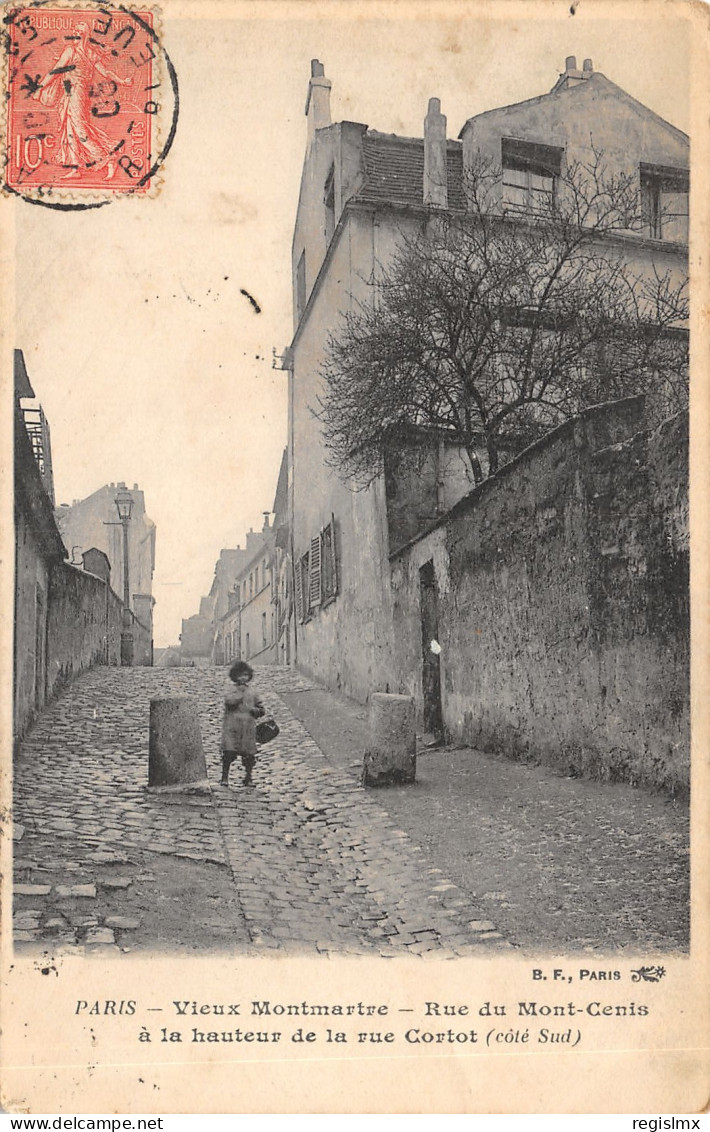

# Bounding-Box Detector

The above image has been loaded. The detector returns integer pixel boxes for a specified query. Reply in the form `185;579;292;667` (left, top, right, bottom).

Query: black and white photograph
2;0;707;1116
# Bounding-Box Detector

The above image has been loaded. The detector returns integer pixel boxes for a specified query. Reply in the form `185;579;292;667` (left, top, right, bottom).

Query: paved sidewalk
12;665;511;957
278;678;690;953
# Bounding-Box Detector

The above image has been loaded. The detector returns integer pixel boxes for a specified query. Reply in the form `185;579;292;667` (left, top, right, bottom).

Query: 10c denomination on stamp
3;4;178;205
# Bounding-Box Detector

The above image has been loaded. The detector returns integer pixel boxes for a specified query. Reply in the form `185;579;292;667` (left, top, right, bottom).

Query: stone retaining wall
47;562;123;697
391;399;689;794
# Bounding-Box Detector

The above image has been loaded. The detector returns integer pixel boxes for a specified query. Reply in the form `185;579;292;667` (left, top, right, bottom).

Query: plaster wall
240;567;277;665
290;207;418;702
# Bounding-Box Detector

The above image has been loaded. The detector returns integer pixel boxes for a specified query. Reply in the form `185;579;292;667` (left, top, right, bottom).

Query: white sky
11;2;691;646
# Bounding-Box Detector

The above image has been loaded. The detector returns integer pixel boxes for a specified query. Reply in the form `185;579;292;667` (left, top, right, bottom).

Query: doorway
419;560;443;737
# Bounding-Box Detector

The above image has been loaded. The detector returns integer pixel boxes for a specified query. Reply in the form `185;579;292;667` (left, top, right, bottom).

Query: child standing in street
220;661;265;787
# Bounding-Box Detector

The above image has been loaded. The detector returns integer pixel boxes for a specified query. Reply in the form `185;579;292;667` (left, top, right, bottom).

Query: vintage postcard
1;0;708;1115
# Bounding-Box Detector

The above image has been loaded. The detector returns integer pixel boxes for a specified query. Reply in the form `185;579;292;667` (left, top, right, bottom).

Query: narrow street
13;664;689;957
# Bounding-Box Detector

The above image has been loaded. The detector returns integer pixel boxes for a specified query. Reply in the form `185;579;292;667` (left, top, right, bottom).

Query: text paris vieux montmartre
75;998;651;1048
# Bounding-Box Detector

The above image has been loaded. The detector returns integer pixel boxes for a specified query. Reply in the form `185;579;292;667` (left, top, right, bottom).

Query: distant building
191;449;291;670
182;547;250;664
81;547;111;583
180;612;213;660
203;549;250;665
218;588;241;668
270;449;291;664
55;482;156;665
233;519;276;665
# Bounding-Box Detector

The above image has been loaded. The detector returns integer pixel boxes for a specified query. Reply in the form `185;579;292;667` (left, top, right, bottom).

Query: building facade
180;611;214;660
233;520;277;665
287;58;689;738
189;451;290;670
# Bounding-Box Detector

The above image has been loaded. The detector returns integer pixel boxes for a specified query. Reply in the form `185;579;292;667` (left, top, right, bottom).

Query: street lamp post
115;488;134;666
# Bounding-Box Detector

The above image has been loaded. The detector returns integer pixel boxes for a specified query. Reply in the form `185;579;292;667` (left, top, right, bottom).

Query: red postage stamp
3;5;175;201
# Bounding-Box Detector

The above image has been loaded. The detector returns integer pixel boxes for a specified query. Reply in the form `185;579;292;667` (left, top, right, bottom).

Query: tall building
287;57;688;706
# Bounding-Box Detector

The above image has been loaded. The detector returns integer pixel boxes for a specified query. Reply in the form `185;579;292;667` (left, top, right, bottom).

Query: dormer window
640;163;689;243
324;166;335;244
502;137;562;213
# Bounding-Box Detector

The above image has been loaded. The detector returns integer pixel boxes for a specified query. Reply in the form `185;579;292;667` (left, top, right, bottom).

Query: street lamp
115;488;134;666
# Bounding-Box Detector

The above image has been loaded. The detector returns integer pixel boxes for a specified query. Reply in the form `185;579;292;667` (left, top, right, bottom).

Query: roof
272;448;288;519
353;73;687;214
359;132;466;210
14;349;34;400
459;71;688;150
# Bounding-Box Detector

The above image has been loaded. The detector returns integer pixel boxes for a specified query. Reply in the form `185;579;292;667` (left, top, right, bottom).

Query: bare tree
317;151;689;486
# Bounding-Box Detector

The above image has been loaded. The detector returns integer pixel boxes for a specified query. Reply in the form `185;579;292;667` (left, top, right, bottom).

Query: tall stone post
362;693;416;787
148;697;208;789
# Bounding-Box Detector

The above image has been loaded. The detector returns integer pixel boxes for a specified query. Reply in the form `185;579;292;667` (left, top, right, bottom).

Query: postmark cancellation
2;2;177;206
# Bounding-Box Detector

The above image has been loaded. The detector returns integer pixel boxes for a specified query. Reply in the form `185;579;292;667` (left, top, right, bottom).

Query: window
321;516;338;603
262;611;267;647
295;517;339;623
249;573;253;597
502;138;562;213
296;250;306;321
324;167;335;244
640;163;688;242
245;632;250;659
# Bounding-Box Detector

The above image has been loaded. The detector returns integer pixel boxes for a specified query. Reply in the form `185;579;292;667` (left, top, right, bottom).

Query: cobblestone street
13;665;513;958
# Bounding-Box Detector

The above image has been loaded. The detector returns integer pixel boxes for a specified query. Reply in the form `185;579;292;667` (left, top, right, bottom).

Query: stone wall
14;507;52;742
390;398;689;795
46;562;123;697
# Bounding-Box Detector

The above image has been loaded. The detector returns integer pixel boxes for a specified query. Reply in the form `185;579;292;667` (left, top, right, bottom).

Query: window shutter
300;551;310;618
310;536;322;607
294;557;304;623
329;513;338;596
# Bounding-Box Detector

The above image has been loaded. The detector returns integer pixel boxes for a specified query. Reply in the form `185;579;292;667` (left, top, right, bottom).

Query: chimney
423;97;448;209
551;55;594;92
305;59;332;143
262;512;271;532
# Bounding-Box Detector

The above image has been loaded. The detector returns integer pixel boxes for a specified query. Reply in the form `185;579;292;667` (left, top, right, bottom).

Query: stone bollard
148;697;209;790
362;693;416;787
